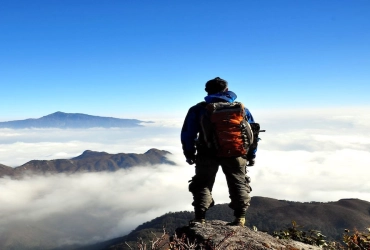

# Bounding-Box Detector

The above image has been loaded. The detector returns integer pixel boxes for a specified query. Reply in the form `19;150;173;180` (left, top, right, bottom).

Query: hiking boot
189;218;205;226
189;209;206;226
228;217;245;227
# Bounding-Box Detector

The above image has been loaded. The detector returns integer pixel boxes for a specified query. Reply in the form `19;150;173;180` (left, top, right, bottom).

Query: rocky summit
174;220;321;250
109;220;322;250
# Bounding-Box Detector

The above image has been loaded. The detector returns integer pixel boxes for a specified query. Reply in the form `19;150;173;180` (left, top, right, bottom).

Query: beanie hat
205;77;228;94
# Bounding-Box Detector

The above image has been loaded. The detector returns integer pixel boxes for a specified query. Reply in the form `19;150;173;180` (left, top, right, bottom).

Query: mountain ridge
0;148;174;177
0;111;151;129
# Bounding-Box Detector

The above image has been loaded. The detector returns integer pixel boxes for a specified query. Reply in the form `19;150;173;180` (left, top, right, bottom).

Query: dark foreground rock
174;220;321;250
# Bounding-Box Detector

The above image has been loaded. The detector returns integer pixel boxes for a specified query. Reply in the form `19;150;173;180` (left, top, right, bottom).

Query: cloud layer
0;157;195;246
1;108;370;247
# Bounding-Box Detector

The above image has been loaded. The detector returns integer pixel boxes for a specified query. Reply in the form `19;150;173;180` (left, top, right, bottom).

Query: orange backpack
200;102;254;157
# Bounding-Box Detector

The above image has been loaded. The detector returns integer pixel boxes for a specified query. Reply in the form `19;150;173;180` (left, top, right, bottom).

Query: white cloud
0;156;195;246
247;107;370;202
0;108;370;247
250;148;370;202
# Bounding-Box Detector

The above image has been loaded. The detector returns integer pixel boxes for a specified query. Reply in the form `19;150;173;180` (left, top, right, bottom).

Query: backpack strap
196;101;207;107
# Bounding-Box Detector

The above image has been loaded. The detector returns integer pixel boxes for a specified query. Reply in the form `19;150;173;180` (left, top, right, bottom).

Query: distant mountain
79;197;370;250
0;149;174;177
0;111;151;129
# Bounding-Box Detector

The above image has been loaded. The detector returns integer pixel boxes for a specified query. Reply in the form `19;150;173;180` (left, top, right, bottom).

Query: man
181;77;257;227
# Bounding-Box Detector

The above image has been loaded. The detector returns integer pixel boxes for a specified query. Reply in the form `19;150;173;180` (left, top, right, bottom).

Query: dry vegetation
123;222;370;250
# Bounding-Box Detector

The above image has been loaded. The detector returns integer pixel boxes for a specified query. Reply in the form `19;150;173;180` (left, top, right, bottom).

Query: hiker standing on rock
181;77;259;227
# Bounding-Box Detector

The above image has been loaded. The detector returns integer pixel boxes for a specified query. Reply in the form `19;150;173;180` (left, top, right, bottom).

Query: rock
173;220;321;250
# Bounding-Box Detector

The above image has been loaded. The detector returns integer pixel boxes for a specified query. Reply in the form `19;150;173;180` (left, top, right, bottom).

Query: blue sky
1;0;370;121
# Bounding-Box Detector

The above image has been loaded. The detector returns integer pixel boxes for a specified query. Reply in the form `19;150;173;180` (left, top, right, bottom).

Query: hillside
0;111;150;129
0;149;174;177
83;196;370;250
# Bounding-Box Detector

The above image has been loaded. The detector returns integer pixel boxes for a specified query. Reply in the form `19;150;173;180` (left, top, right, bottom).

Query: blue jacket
181;91;257;159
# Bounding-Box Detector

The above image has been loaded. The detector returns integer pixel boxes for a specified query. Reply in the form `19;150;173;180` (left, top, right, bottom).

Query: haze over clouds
1;108;370;246
0;124;182;167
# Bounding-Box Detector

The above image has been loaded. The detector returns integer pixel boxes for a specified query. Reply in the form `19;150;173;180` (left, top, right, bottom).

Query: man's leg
220;156;251;226
188;155;219;223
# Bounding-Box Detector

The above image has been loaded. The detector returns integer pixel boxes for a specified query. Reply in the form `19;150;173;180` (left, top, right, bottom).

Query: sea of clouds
0;107;370;247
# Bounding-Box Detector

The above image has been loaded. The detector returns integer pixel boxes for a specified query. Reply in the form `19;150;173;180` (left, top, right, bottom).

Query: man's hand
184;151;196;165
186;157;196;165
247;158;255;166
246;155;255;166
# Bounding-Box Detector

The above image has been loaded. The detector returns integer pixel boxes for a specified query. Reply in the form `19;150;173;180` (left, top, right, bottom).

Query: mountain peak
42;111;69;118
73;150;109;159
145;148;171;155
49;111;66;115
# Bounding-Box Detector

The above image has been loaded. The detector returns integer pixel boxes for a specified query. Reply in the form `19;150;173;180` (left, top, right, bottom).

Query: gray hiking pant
188;155;251;218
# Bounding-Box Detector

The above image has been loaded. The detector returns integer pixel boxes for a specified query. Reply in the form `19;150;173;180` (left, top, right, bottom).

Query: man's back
180;77;258;227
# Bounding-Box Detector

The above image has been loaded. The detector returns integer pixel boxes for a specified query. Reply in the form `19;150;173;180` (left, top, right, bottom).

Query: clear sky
1;0;370;121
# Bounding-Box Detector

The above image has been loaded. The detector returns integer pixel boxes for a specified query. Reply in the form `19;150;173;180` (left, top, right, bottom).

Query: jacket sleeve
245;107;258;158
245;108;255;123
181;105;202;158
